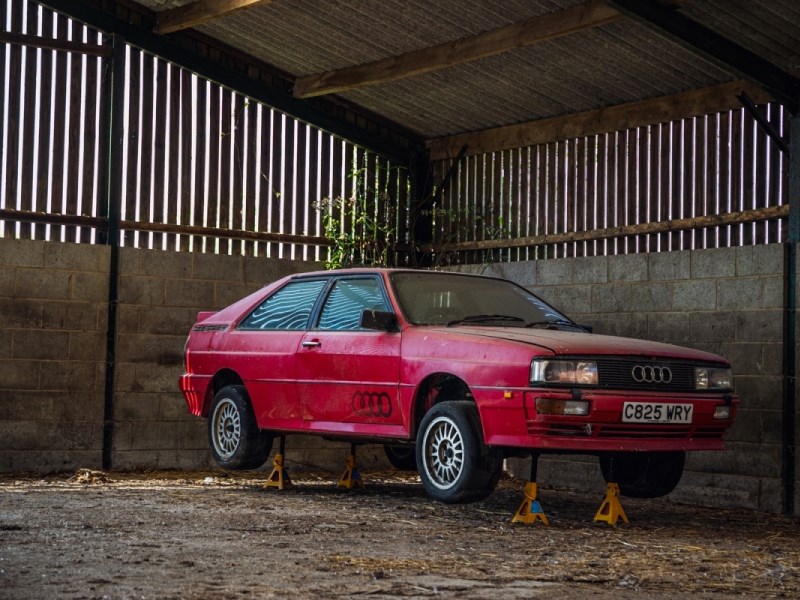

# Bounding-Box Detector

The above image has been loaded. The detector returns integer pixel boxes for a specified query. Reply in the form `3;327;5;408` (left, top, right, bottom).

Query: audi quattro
179;268;737;503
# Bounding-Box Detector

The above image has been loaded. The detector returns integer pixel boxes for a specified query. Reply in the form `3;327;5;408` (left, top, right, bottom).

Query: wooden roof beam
154;0;273;35
427;79;774;161
293;0;620;99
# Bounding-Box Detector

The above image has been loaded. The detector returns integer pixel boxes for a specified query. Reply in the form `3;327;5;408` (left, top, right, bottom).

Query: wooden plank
79;39;101;243
293;0;620;98
154;0;274;35
179;68;194;252
20;24;37;239
205;82;221;253
4;3;24;238
192;77;208;248
138;52;156;249
123;46;141;248
0;209;333;246
51;12;69;242
244;99;259;256
230;93;246;254
0;11;6;237
164;62;181;250
64;21;83;243
0;31;111;57
219;88;233;254
0;208;105;228
411;205;789;253
151;56;169;250
428;80;774;161
269;109;284;258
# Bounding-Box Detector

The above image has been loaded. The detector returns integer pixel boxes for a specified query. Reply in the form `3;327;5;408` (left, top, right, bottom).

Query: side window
239;280;326;330
318;279;389;331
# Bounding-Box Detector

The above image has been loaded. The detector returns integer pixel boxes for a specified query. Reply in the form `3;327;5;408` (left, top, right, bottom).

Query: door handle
302;340;321;348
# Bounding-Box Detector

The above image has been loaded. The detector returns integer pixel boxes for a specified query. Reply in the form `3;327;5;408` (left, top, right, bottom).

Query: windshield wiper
525;319;581;330
446;314;526;327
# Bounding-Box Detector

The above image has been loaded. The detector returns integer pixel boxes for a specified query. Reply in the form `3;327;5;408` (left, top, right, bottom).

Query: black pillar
101;34;126;470
783;115;800;515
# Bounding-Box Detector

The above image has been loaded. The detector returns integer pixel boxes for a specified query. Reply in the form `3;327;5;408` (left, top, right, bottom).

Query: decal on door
352;391;392;418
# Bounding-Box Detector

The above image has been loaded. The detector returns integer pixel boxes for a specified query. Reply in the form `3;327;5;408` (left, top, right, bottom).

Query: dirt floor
1;469;799;600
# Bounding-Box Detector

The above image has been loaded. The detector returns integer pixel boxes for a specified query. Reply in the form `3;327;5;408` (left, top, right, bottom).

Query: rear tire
599;451;685;498
416;401;502;504
384;445;417;471
208;385;273;470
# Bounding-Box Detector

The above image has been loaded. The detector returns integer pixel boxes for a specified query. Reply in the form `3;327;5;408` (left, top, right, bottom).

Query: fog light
535;398;590;416
713;405;731;419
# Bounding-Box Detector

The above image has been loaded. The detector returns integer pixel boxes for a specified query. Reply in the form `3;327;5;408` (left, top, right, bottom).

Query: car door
296;275;404;436
222;277;327;431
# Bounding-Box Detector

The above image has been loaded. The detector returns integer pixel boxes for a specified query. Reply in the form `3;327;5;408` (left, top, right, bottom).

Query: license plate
622;402;693;424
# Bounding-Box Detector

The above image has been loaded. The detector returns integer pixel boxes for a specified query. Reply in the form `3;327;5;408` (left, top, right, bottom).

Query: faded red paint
180;268;737;454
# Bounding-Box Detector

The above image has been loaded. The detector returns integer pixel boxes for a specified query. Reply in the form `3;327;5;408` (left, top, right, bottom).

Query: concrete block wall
477;244;790;513
0;237;384;475
0;238;109;471
111;246;383;473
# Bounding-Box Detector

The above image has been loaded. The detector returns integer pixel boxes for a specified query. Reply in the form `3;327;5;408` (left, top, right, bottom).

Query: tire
384;445;417;471
208;385;273;470
415;401;503;504
599;451;685;498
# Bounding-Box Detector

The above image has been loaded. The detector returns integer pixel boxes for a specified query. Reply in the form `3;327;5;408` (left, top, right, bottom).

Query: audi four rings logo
352;391;393;418
631;365;673;384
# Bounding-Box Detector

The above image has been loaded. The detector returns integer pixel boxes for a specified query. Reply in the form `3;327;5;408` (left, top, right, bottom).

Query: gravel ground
1;469;799;599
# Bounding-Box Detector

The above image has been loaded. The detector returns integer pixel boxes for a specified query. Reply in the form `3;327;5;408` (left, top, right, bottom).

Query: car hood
438;326;727;363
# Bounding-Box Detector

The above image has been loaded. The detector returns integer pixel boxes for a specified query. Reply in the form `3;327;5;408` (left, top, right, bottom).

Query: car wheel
208;385;273;470
383;445;417;471
416;401;502;504
599;451;685;498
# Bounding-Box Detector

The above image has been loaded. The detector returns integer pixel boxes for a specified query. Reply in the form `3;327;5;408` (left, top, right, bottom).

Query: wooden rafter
427;79;774;161
293;0;620;99
154;0;273;35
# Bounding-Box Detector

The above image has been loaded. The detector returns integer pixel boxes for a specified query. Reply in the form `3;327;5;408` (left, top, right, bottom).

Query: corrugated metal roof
131;0;799;139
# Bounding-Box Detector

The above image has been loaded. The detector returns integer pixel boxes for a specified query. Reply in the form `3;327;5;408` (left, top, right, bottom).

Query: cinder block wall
474;244;789;513
0;238;109;471
0;237;390;475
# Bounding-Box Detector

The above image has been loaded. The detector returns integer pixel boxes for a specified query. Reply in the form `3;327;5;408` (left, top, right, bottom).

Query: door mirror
360;309;397;332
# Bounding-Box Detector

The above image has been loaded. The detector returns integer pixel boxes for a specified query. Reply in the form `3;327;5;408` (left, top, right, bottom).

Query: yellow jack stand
594;482;629;526
265;436;292;490
337;444;364;489
512;482;549;525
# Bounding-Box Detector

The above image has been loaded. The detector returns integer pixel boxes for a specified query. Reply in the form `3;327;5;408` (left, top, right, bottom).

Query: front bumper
479;388;738;452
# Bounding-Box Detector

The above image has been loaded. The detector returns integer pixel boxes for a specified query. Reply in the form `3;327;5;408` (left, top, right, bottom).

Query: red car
180;269;737;503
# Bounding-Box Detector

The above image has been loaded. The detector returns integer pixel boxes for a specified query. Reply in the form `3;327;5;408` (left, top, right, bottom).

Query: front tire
208;385;273;470
599;451;685;498
416;401;502;504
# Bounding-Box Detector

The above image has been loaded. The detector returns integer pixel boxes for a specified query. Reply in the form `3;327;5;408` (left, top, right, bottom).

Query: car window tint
239;280;326;330
318;279;389;330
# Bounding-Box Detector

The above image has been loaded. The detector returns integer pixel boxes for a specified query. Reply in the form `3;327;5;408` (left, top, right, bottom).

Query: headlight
694;366;733;390
531;359;598;386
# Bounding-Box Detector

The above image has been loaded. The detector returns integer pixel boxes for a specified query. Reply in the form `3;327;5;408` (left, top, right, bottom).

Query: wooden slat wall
2;0;408;261
431;106;788;263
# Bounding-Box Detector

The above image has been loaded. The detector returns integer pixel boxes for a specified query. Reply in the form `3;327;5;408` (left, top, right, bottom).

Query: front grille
596;357;697;392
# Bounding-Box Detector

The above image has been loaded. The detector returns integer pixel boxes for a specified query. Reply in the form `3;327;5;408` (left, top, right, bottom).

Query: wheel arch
202;369;245;417
410;372;475;438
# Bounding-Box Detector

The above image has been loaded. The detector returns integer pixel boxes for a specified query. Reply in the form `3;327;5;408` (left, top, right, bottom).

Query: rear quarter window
238;279;326;330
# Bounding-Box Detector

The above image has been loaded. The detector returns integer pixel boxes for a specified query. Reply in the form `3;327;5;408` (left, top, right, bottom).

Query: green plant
315;165;401;270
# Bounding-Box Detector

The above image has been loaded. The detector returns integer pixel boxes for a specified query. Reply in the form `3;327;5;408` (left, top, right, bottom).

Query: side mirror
361;309;398;332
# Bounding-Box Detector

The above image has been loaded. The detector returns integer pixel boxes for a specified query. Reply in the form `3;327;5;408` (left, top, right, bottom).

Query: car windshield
391;272;576;328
